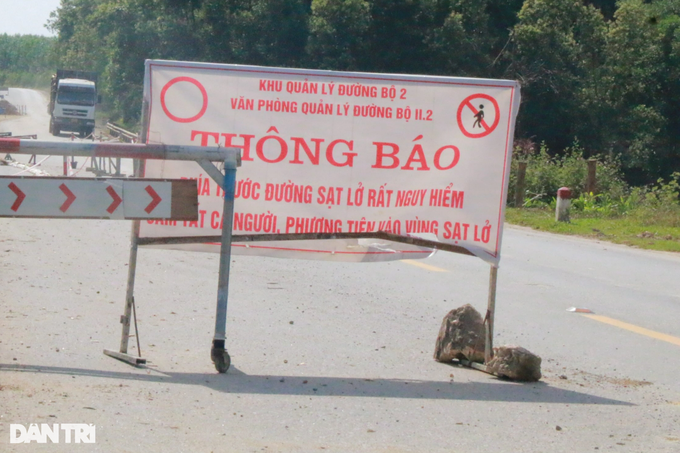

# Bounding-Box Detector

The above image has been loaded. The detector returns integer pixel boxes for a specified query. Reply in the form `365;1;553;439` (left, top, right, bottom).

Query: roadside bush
510;158;680;225
507;141;627;206
644;172;680;207
570;192;639;217
630;173;680;227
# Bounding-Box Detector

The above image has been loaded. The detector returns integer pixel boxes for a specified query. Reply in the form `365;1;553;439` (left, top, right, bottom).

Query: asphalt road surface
1;89;680;452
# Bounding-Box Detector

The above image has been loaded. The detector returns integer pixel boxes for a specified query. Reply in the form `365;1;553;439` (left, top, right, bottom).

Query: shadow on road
0;363;633;405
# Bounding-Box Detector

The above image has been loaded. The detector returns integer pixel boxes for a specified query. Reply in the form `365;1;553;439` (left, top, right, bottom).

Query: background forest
1;0;680;188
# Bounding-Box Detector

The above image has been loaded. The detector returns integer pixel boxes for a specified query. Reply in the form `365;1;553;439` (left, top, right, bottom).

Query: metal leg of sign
103;219;147;367
104;158;146;367
484;265;499;364
210;161;237;373
120;220;140;355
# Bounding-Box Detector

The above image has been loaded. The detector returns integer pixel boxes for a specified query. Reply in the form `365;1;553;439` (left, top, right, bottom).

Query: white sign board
140;60;520;265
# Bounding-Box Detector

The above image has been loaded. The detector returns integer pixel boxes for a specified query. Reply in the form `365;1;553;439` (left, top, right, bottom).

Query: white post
555;187;571;222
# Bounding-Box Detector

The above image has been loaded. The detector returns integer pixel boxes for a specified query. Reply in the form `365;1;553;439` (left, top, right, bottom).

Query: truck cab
49;70;99;138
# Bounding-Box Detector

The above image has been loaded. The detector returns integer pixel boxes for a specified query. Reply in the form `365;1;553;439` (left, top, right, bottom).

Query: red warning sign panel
457;93;500;139
0;177;197;220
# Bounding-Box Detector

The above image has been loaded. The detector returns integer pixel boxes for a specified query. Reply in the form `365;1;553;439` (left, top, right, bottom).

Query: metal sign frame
1;134;499;372
124;97;501;374
0;137;240;372
135;61;519;371
126;60;510;372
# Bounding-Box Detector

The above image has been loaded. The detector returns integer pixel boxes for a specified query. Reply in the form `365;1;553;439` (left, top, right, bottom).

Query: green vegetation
506;207;680;252
508;141;628;205
0;34;55;88
507;144;680;252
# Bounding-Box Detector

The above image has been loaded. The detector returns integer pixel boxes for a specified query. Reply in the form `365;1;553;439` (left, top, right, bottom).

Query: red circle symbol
160;77;208;123
456;93;500;139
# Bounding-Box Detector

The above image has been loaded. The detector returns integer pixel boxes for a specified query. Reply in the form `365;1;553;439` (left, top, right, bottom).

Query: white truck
48;70;99;138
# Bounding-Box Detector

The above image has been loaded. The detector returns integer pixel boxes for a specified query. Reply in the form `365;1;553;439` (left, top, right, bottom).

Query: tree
47;0;109;74
231;0;310;67
507;0;608;155
585;0;617;20
306;0;371;70
601;0;680;182
361;0;437;73
429;0;496;77
0;34;55;87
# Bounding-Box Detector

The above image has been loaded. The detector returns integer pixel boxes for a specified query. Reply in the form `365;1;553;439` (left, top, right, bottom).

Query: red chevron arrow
8;182;25;212
144;185;162;213
106;186;122;214
59;183;76;212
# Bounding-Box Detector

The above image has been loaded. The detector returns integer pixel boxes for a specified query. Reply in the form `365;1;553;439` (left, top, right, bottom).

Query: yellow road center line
401;260;448;273
583;314;680;347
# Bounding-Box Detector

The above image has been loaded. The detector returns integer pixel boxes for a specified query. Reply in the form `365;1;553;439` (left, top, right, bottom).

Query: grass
505;207;680;253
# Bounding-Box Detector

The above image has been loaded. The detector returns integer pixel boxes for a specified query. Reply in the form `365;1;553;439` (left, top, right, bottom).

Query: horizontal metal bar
0;138;240;163
137;232;475;256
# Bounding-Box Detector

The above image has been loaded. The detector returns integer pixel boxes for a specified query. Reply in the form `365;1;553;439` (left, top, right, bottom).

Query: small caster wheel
211;347;231;373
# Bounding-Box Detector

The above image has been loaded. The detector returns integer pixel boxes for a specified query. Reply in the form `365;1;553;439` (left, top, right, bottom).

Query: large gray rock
487;345;542;382
434;304;485;364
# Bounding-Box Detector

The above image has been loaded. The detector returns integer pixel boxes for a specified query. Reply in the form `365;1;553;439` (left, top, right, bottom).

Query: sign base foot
103;349;147;367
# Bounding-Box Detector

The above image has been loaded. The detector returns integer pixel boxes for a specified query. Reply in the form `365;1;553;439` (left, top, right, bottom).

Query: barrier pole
211;160;238;373
103;158;147;366
104;101;149;367
484;265;498;364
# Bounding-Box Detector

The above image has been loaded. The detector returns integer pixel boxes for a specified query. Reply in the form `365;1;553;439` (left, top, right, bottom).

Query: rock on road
1;89;680;452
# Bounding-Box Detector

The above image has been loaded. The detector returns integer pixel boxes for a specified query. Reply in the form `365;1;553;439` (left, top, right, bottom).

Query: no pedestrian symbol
457;93;500;139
